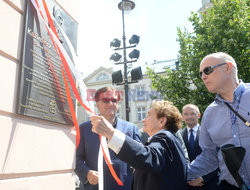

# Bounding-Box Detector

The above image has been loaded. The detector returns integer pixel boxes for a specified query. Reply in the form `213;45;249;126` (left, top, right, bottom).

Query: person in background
188;52;250;190
91;100;188;190
181;104;219;190
75;87;141;190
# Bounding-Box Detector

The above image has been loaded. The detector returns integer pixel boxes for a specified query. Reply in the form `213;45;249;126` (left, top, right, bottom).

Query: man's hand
87;170;99;185
188;177;204;186
91;116;115;141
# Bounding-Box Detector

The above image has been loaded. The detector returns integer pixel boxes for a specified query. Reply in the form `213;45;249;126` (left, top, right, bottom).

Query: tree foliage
147;0;249;113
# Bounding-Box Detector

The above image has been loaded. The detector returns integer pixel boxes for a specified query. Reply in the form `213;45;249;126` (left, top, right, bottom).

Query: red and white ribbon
30;0;123;188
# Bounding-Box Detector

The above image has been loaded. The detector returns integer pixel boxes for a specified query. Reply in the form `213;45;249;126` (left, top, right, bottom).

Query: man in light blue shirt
188;52;250;190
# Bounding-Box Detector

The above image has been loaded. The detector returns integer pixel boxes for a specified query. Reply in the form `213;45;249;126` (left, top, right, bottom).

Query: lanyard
224;102;250;127
226;89;250;186
227;90;243;145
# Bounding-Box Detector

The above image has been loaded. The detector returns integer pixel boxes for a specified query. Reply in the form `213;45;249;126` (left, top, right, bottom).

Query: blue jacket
117;129;187;190
75;118;141;190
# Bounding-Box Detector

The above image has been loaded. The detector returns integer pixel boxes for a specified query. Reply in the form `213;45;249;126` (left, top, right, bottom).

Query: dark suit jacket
75;118;141;190
181;127;201;162
181;127;219;190
138;128;149;145
116;129;187;190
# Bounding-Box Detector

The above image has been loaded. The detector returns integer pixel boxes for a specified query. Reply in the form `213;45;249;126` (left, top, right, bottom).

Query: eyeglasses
101;98;118;104
199;63;227;77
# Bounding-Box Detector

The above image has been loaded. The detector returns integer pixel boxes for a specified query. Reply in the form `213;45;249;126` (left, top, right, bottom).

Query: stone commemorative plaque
17;0;78;125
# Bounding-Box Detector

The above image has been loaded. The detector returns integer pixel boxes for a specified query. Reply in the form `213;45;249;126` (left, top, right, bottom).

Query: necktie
189;129;195;152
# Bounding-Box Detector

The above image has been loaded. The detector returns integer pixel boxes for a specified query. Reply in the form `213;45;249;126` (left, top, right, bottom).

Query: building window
136;86;145;101
96;72;109;81
137;107;146;121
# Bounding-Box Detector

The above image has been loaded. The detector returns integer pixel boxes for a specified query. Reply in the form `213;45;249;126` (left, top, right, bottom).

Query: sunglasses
199;63;227;77
101;98;118;104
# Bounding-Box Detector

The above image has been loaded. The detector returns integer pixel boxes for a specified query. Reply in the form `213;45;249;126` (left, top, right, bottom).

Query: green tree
147;0;249;113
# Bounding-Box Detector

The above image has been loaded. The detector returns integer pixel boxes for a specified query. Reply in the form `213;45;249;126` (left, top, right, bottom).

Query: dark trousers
218;180;240;190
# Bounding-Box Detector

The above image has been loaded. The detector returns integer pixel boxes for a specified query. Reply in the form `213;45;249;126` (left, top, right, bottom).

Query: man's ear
96;101;100;110
226;62;233;74
160;117;167;128
198;113;201;119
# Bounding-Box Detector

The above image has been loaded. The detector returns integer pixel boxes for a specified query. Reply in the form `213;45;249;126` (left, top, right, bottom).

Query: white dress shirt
187;125;199;141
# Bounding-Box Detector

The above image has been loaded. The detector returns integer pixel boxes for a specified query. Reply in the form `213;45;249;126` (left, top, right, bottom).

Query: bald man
181;104;219;190
187;52;250;190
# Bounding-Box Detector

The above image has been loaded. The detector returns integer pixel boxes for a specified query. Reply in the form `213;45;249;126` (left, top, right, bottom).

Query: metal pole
121;0;129;121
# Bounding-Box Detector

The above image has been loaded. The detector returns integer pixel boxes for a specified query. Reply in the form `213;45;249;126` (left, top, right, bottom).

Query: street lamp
118;0;135;12
110;0;142;121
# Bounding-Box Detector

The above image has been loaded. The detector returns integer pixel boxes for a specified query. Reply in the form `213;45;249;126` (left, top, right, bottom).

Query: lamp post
119;0;133;121
110;0;141;121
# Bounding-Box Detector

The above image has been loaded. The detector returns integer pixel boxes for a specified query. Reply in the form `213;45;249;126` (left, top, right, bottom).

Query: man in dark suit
75;87;141;190
91;100;188;190
181;104;219;190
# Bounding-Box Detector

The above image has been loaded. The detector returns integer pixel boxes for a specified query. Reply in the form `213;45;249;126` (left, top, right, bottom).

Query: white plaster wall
0;173;75;190
0;1;23;59
0;56;18;112
0;116;75;174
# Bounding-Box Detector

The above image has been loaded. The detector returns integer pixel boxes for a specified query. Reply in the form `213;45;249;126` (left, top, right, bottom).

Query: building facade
198;0;213;18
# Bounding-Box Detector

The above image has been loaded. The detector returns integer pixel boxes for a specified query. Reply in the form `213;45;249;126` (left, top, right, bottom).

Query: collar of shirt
187;125;199;140
187;125;199;133
147;129;166;143
215;80;245;104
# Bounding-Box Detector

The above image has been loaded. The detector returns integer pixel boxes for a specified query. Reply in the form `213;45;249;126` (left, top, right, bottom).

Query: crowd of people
75;52;250;190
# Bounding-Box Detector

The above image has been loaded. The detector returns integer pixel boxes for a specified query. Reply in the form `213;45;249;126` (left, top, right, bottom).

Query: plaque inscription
17;0;78;125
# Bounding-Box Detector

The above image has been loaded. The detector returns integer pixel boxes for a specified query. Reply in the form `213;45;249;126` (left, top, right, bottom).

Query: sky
77;0;202;77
